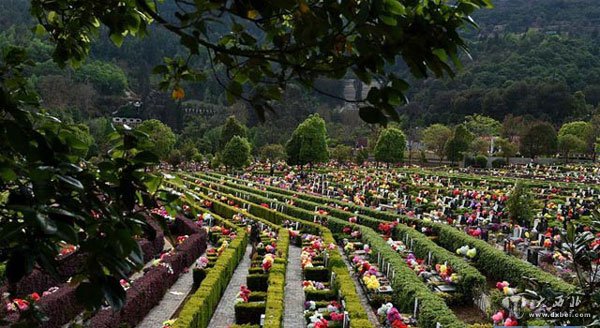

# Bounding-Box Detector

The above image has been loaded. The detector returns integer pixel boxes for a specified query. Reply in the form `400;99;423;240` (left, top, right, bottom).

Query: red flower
29;292;40;302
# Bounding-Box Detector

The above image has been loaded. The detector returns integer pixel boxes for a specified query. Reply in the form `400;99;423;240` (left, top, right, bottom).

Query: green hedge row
194;173;486;300
171;185;290;328
176;177;374;328
263;228;289;328
171;202;249;328
200;173;576;294
360;226;466;328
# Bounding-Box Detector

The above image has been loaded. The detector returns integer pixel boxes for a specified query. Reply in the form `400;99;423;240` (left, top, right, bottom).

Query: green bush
303;267;330;282
172;204;249;328
192;268;208;286
247;274;269;292
305;289;337;301
234;302;266;325
491;158;506;168
248;291;267;302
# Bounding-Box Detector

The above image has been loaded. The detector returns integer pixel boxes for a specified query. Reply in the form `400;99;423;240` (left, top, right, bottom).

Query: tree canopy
220;115;247;148
286;114;329;167
445;124;474;163
221;135;252;169
374;127;406;166
136;119;177;159
31;0;492;123
421;124;453;161
520;122;558;158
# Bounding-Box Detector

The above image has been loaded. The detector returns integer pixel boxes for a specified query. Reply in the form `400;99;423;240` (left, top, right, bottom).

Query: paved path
338;246;383;328
207;245;253;328
137;245;212;328
283;245;306;328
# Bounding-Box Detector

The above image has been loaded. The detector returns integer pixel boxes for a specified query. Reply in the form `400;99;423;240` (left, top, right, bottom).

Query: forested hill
473;0;600;36
1;0;599;127
401;0;600;126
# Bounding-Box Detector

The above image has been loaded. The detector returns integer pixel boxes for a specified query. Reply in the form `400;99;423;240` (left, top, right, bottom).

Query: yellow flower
171;86;185;100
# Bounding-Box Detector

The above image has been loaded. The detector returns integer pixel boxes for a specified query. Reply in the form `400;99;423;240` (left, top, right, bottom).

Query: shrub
305;289;336;301
234;302;266;325
246;274;269;292
248;291;267;302
303;267;330;282
491;158;506;168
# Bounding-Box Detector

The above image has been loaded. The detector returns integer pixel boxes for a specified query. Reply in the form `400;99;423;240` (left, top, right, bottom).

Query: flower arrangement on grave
235;285;251;304
351;230;361;239
377;303;409;328
342;226;352;234
344;242;354;253
387;239;406;253
307;314;328;328
58;244;76;257
315;209;328;216
363;273;381;290
434;263;453;280
304;300;316;311
176;235;189;245
162;319;177;328
405;254;425;274
5;298;31;313
262;253;275;272
330;312;344;322
492;310;518;327
217;240;228;255
120;279;131;290
456;245;477;258
196;256;209;269
495;281;517;296
303;280;326;291
301;251;314;269
265;244;275;253
378;222;397;237
348;216;357;223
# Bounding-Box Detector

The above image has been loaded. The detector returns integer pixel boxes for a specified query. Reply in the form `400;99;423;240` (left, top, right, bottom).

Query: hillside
0;0;599;129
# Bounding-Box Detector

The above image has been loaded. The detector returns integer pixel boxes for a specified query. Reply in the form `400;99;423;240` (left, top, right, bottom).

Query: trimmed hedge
172;202;249;328
303;267;330;282
305;289;337;301
359;226;466;328
201;172;576;294
89;231;207;328
174;178;375;328
247;274;269;292
193;174;485;300
263;228;289;328
165;183;291;328
234;302;266;325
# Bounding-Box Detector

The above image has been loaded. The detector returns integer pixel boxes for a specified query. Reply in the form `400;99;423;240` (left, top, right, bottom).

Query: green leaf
110;32;125;47
385;0;406;15
133;151;159;164
76;282;104;310
6;251;33;284
379;15;397;26
0;167;17;182
57;175;84;190
35;213;58;235
359;106;388;125
34;24;46;36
